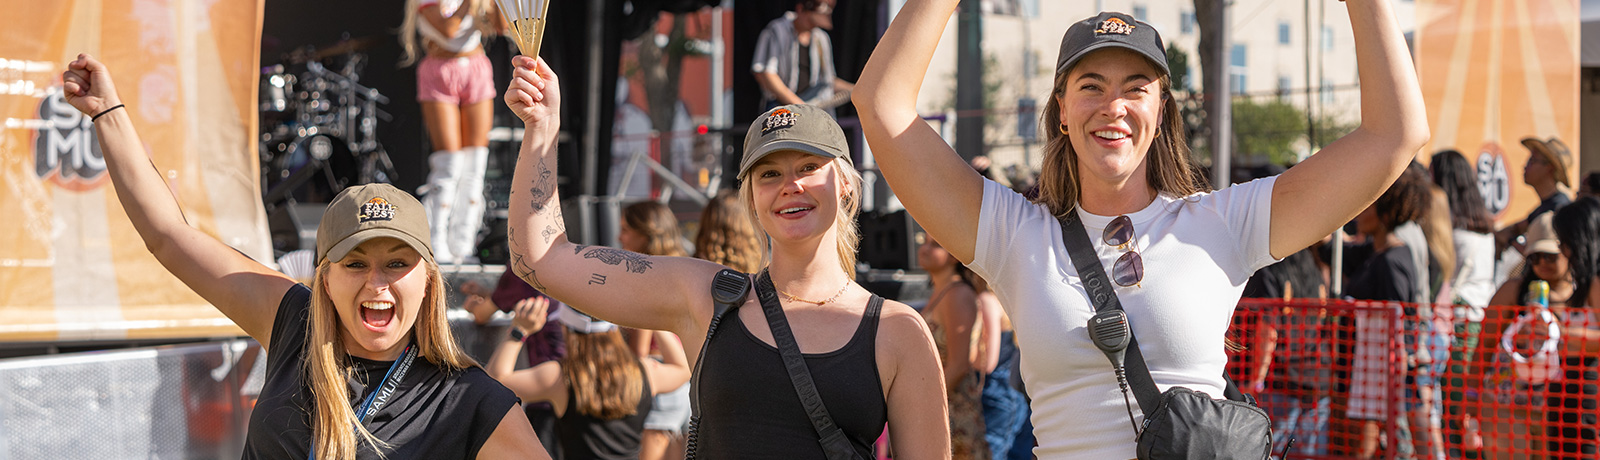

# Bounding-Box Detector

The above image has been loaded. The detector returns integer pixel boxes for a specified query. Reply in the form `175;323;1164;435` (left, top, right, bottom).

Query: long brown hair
694;190;763;272
623;201;689;257
306;259;477;459
739;157;864;278
1035;70;1206;217
562;329;645;420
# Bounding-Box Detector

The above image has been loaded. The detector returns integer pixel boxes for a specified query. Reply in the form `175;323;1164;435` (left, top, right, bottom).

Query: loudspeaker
857;209;920;270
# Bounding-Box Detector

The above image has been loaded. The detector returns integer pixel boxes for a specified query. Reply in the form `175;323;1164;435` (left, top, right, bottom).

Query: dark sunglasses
1104;215;1144;287
1529;252;1561;265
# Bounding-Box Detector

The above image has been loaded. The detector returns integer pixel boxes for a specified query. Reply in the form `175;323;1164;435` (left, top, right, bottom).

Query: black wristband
91;104;125;122
508;328;526;342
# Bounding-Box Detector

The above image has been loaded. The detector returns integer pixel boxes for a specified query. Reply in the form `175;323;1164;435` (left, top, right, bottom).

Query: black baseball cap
1056;12;1169;78
738;104;851;180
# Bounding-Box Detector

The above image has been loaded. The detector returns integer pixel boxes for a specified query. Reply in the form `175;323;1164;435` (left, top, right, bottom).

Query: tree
1231;98;1306;165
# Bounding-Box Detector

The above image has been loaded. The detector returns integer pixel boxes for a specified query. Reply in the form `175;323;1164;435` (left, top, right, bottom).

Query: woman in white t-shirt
852;1;1429;457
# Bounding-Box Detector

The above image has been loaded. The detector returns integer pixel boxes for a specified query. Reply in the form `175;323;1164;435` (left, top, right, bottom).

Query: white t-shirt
1451;229;1495;319
969;177;1279;459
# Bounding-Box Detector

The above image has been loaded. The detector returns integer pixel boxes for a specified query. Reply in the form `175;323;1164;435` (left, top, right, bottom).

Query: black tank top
695;296;887;458
555;362;654;460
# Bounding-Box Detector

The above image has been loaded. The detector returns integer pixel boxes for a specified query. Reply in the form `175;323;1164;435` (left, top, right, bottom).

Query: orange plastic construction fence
1230;298;1598;460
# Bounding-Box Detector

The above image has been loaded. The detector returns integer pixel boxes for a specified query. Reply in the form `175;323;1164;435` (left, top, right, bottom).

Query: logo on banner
1476;143;1511;218
33;88;108;191
359;197;396;223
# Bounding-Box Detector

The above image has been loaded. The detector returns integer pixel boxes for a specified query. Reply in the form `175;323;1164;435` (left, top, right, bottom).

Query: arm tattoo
589;274;607;285
527;269;549;291
541;215;567;243
580;247;654;274
528;159;555;215
573;245;589;254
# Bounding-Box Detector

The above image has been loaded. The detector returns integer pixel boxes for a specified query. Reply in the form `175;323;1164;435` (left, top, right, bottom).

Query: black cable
1116;367;1139;438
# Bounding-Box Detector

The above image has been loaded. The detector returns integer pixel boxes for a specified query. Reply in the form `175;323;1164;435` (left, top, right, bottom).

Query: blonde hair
562;329;646;419
694;190;763;273
1421;185;1457;289
1035;70;1206;217
739;156;863;278
399;0;491;67
306;259;477;459
622;201;689;258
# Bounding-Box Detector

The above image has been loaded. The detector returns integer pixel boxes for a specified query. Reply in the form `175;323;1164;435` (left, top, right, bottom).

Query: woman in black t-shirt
486;299;691;460
62;55;546;460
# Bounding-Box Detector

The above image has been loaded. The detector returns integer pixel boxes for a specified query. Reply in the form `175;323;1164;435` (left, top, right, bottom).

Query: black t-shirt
555;364;653;460
1528;191;1573;222
242;284;520;459
1345;244;1417;303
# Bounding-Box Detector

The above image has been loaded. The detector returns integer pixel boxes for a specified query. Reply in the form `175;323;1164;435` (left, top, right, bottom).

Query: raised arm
1270;0;1430;259
852;0;984;262
503;56;722;337
63;54;292;346
642;330;691;395
485;296;566;404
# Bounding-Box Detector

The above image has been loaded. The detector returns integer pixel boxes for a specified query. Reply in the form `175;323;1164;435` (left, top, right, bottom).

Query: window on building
1133;4;1148;22
1279;22;1291;45
1181;11;1196;35
1321;78;1336;105
1322;26;1335;51
1278;76;1292;98
1230;44;1248;91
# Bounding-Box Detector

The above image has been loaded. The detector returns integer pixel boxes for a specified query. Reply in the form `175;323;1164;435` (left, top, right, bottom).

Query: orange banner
1415;0;1582;224
0;0;267;341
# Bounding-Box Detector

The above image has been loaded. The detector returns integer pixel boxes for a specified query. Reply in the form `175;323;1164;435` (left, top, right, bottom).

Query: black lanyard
308;342;417;460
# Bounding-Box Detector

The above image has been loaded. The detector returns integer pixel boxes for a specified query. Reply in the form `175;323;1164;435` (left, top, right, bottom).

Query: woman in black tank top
502;56;952;459
487;300;692;460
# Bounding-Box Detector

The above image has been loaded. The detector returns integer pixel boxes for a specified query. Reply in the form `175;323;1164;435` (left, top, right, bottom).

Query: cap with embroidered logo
316;183;434;266
738;104;851;180
1055;12;1169;78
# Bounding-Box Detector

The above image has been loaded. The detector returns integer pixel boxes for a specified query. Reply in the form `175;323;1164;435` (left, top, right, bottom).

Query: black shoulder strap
1057;211;1163;412
754;271;863;460
685;269;750;460
1057;212;1250;410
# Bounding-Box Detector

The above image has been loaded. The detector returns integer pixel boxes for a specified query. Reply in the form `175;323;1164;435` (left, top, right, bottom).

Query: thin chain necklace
778;280;851;306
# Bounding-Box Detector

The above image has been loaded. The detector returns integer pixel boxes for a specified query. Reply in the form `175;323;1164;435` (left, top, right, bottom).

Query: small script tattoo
589;274;607;285
581;247;654;274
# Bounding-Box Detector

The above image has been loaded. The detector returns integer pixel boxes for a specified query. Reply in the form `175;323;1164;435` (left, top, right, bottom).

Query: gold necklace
779;280;851;306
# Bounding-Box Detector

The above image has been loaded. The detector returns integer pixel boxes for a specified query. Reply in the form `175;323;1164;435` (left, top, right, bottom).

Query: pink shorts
416;54;496;105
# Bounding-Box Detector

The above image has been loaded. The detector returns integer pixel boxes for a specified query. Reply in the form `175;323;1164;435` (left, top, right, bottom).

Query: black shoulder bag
685;269;866;460
1058;212;1272;460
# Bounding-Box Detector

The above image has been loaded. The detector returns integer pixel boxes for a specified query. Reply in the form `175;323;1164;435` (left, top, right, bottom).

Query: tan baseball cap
315;183;434;266
1524;212;1560;256
738;104;851;180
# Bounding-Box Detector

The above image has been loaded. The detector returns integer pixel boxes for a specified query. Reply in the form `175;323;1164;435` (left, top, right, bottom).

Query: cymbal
313;36;381;59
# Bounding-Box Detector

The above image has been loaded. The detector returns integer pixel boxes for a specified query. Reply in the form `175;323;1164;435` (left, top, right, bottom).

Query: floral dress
925;286;991;459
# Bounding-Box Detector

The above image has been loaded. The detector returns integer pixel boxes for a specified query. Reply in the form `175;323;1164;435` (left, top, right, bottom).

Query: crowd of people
57;0;1600;458
1240;141;1600;459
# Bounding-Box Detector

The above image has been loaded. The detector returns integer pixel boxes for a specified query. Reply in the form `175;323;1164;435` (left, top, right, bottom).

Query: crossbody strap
1058;212;1251;410
685;269;751;460
754;271;864;460
1057;211;1163;412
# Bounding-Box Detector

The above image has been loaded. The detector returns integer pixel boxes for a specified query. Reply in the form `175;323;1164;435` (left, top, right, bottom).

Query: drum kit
258;38;395;252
